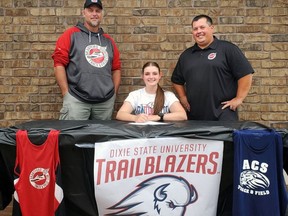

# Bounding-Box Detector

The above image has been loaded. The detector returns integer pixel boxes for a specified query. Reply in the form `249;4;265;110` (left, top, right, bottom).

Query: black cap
84;0;103;9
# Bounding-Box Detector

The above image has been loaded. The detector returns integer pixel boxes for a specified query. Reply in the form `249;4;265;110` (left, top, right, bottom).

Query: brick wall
0;0;287;129
0;1;287;214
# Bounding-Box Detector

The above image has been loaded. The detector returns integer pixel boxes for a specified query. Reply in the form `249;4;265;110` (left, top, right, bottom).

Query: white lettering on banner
93;137;224;216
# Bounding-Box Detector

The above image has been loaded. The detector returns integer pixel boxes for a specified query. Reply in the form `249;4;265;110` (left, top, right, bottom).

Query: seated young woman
116;61;187;123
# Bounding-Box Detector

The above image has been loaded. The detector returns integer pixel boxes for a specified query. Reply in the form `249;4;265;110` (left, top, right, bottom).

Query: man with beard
52;0;121;120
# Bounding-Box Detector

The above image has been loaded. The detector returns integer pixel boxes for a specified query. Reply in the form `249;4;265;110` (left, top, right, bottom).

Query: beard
87;19;100;28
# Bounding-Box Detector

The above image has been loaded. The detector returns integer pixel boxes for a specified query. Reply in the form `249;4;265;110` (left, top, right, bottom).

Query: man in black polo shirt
171;14;254;121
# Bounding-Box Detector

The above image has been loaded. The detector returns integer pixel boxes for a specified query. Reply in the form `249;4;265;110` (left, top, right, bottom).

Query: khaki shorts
59;92;115;120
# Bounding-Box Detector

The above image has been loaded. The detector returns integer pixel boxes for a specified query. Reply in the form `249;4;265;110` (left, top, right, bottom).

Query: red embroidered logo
208;53;217;60
85;45;108;68
29;168;50;189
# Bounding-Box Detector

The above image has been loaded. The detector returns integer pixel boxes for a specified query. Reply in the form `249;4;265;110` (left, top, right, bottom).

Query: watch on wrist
158;112;164;122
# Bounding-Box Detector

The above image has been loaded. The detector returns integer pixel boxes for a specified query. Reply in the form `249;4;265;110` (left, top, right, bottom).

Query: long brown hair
142;62;165;115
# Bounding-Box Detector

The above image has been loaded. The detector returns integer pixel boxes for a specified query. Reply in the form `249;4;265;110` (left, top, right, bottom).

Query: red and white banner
94;137;223;216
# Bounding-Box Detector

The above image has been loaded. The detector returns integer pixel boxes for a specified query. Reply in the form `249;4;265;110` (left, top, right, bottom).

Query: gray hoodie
65;22;118;103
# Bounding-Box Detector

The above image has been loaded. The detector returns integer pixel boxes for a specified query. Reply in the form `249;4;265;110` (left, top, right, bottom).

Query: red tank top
14;130;63;216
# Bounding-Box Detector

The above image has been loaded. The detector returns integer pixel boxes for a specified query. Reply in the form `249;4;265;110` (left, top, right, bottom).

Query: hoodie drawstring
98;33;102;46
88;32;102;46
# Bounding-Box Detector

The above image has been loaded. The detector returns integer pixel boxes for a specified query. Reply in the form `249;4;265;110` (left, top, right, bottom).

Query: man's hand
179;96;190;112
221;97;243;111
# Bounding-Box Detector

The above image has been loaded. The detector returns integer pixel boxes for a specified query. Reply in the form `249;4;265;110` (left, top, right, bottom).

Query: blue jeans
59;92;115;120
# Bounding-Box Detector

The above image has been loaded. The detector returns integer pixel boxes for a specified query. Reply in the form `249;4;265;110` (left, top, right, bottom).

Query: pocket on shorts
59;106;69;120
63;92;70;99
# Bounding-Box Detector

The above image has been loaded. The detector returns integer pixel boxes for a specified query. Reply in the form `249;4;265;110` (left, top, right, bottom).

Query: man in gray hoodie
52;0;121;120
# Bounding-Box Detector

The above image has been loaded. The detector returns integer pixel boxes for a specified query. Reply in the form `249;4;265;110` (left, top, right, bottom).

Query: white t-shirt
125;88;179;115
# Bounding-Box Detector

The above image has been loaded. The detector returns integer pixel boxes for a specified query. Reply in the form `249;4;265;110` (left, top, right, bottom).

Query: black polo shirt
171;37;254;121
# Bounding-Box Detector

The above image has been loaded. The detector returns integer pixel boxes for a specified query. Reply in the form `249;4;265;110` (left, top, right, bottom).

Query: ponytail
153;84;164;115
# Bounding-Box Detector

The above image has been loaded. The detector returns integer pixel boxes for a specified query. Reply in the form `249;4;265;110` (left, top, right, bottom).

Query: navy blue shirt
232;129;288;216
171;37;254;120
